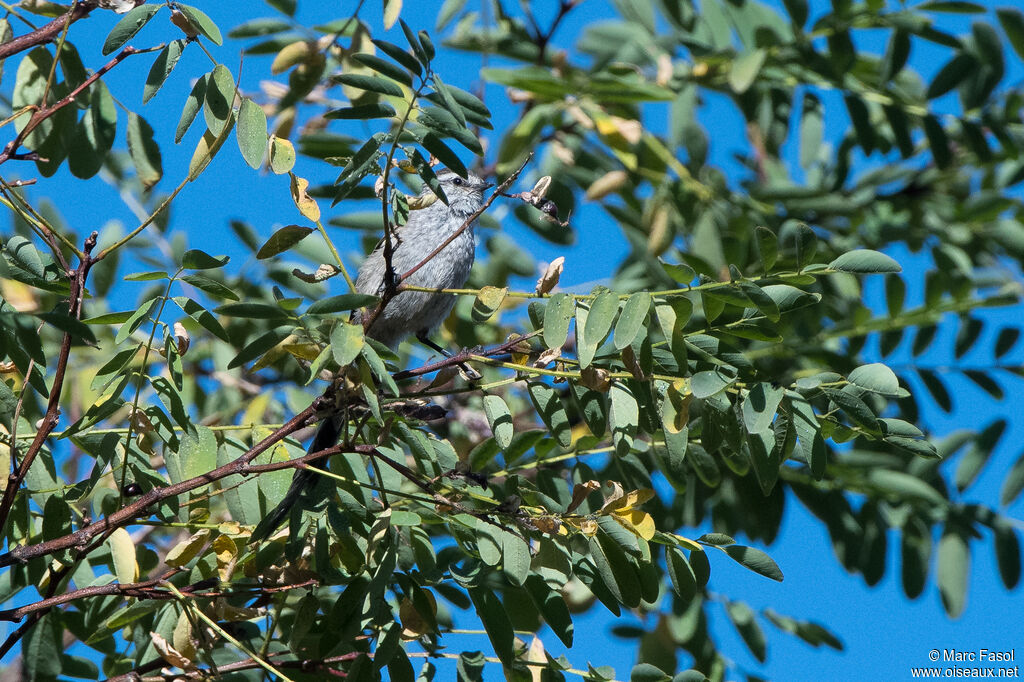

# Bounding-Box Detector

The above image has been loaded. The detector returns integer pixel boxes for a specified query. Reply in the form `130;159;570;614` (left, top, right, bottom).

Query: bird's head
430;168;493;215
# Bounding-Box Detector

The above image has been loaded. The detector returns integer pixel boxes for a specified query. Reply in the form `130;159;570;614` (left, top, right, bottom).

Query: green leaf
742;382;784;434
256;224;313;259
995;327;1019;360
4;236;44;278
332;133;383;203
690;370;735;399
180;273;239;301
660;260;695;284
331;73;405;97
176;4;223;44
923;114;952;168
798;95;823;168
126;113;162;189
727;601;767;662
927;52;977;99
524;574;573;647
228;328;290;369
228;17;292;38
437;0;467;30
418;133;467;180
203;64;234;136
236;97;268;169
543;293;574;350
613;292;651;350
467;587;514;666
998;8;1024;62
589;531;642;607
580;289;619;368
666;548;696;599
920;1;985;12
182;249;229;270
848;363;900;396
102;4;161;55
937;526;969;617
143;39;186;103
483;395;513;449
630;664;672;682
918;368;952;412
331;322;364;367
352;52;413;86
723;545;784;582
782;0;808;27
325;102;397;120
823;387;878;430
306;293;378;315
217;300;289;320
171;297;229;342
176;74;207;143
417;105;483;155
828;249;901;273
728;49;766;93
994;522;1021;590
115;298;158;344
1000;449;1024;506
372;38;422;76
609;381;638;457
528;382;571;448
780;222;817;268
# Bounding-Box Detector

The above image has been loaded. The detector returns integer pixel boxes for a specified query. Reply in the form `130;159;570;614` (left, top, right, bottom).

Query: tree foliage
0;0;1022;680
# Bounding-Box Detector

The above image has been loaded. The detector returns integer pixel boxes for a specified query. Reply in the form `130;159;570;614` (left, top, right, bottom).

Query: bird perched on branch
250;168;492;542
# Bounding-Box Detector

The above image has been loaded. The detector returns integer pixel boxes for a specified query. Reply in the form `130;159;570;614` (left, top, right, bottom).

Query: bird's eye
452;177;464;186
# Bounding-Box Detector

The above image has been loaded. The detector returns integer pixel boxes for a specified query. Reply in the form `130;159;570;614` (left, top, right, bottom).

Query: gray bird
356;168;492;350
251;169;491;542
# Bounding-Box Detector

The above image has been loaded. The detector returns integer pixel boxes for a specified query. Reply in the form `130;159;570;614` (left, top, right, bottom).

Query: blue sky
3;1;1024;679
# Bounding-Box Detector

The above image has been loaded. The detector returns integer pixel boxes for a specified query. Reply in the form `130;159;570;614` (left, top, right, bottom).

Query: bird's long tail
249;415;341;543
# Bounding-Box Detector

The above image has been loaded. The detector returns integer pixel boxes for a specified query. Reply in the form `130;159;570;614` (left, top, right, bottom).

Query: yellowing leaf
165;528;210;567
536;256;564;294
271;40;316;74
213;534;238;582
151;631;192;669
383;0;402;29
567;480;601;513
289;173;320;222
585;170;628;200
613;509;656;541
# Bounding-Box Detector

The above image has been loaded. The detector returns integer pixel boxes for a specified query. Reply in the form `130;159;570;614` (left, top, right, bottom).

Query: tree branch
0;0;97;62
0;43;163;166
0;232;97;533
0;398;324;569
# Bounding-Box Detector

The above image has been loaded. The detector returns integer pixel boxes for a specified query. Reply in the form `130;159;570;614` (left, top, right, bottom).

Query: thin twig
0;0;96;62
0;44;164;166
0;232;97;533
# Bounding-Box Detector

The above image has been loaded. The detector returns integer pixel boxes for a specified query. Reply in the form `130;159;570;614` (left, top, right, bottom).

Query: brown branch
0;232;97;533
0;572;318;623
0;569;183;622
391;331;539;381
104;651;363;682
0;43;163;166
0;399;324;569
360;154;533;336
0;0;97;62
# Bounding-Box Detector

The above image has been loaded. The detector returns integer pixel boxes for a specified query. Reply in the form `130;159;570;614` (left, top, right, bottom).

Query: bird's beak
481;181;495;190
